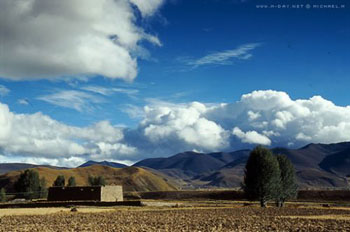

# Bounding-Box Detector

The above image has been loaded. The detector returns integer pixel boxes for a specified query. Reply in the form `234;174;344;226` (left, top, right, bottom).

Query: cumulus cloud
182;43;260;69
206;90;350;148
0;101;137;166
1;90;350;166
0;0;163;81
126;90;350;157
232;127;271;145
137;101;230;152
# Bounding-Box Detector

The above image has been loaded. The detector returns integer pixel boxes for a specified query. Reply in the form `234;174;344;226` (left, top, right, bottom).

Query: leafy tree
53;175;65;187
275;155;298;207
14;169;41;199
88;175;106;186
0;188;6;202
67;176;76;187
39;177;48;199
242;146;281;207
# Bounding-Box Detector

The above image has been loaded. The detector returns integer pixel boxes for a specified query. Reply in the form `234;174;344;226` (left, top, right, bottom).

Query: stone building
48;185;123;202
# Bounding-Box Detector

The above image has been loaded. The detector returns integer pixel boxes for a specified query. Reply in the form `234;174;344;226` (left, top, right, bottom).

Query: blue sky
0;0;349;166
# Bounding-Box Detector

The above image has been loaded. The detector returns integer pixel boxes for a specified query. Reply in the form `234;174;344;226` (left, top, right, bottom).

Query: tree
242;146;281;207
39;177;48;199
0;188;6;202
67;176;76;187
53;175;65;187
275;155;298;207
88;175;106;186
14;169;41;199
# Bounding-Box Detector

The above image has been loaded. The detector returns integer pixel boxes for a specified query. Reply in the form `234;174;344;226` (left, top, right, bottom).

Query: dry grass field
0;166;178;192
0;202;350;231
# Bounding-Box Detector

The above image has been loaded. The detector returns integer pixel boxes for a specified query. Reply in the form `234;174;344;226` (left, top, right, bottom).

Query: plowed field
0;206;349;231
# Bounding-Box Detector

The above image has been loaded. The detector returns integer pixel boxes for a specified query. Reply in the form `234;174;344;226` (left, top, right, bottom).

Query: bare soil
0;204;350;231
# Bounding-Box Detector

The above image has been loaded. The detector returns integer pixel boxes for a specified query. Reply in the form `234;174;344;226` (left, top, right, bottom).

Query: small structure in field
48;185;123;202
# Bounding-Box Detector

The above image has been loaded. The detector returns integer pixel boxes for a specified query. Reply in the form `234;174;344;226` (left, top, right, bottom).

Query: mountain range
79;160;127;168
133;142;350;189
0;142;349;191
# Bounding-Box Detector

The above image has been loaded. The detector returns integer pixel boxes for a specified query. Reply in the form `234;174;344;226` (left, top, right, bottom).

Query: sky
0;0;349;167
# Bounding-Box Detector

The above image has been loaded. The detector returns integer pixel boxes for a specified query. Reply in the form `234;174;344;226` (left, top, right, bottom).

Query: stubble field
0;204;350;231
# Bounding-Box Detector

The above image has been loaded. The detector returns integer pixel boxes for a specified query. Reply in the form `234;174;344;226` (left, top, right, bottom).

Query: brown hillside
0;165;178;193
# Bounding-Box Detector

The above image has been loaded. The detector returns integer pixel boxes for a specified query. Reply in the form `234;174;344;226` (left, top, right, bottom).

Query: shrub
53;175;65;187
14;169;41;199
88;175;106;186
67;176;76;187
0;188;6;202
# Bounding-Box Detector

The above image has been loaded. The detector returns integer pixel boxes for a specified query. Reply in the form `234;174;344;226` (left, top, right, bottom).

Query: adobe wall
101;186;123;202
48;186;101;201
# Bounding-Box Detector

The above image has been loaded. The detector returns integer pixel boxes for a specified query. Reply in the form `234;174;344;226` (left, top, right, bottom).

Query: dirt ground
0;202;349;231
0;207;115;217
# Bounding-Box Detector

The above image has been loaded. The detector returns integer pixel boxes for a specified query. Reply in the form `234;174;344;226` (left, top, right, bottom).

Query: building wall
48;186;101;201
101;185;123;202
48;185;123;202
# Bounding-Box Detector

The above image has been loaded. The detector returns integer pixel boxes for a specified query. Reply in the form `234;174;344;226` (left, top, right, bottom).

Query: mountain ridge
1;142;349;190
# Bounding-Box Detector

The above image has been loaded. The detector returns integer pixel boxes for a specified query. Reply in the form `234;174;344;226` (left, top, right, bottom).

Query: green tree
0;188;6;202
53;175;65;187
39;177;48;199
88;175;106;186
67;176;76;187
14;169;41;199
242;146;281;207
275;155;298;207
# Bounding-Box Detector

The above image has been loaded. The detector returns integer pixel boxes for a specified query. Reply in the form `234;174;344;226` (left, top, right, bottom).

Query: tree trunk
260;199;267;208
275;200;280;207
275;200;285;208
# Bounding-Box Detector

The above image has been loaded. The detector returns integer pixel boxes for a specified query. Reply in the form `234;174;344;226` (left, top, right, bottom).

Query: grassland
0;202;349;231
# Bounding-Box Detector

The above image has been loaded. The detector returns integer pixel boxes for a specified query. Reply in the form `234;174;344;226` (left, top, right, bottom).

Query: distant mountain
134;151;224;176
319;147;350;176
134;150;250;177
0;163;66;175
134;142;350;189
79;160;127;168
1;142;349;191
271;143;350;169
0;165;178;192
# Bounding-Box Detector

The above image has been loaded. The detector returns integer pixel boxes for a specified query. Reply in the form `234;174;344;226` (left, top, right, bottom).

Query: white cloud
183;43;260;68
0;85;10;96
122;104;145;119
18;99;30;105
0;101;137;165
206;90;350;147
125;90;350;156
81;85;139;96
0;0;163;81
2;90;350;166
37;90;104;112
130;0;165;17
232;127;271;145
137;101;230;152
